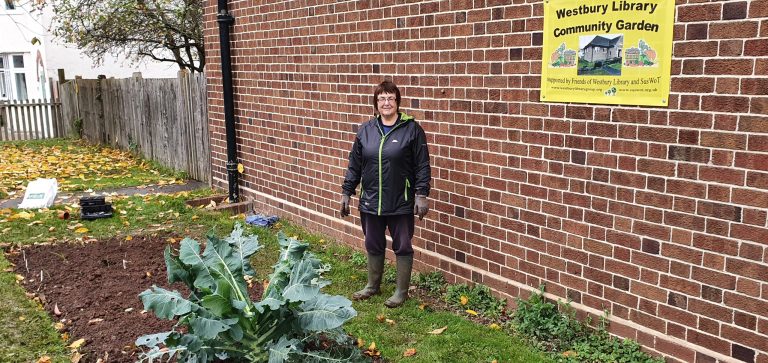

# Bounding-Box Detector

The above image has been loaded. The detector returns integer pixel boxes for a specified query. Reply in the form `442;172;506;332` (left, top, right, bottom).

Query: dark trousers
360;212;414;256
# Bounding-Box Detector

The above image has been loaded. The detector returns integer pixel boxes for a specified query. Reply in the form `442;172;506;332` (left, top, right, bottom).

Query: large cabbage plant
135;224;368;362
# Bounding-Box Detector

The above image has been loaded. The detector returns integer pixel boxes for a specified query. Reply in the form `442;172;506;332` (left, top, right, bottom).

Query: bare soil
7;235;262;363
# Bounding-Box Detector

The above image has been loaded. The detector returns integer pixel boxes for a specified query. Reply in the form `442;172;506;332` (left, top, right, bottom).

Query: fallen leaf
429;326;448;335
74;227;89;234
466;309;478;316
18;316;26;321
376;314;386;323
562;350;578;358
54;304;62;316
68;338;85;349
356;337;364;348
71;351;82;363
368;342;376;351
489;323;501;330
460;295;468;305
87;318;104;324
36;356;51;363
403;348;417;357
125;235;133;241
385;318;395;325
27;220;43;226
54;322;65;330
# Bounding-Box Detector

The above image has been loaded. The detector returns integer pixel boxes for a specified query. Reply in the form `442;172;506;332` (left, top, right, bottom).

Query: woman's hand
340;194;351;217
414;195;429;220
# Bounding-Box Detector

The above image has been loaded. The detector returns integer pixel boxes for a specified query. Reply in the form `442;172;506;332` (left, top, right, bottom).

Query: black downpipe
217;0;239;202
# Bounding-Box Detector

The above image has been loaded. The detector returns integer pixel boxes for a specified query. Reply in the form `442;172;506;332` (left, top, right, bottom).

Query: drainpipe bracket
217;11;235;25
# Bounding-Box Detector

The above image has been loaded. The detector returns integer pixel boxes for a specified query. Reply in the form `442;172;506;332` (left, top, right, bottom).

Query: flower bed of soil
8;235;262;363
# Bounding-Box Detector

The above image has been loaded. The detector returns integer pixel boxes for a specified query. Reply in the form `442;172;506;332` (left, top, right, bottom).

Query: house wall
0;4;49;100
202;1;768;362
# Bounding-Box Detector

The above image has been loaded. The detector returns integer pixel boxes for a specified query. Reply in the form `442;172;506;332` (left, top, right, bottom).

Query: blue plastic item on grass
245;214;279;227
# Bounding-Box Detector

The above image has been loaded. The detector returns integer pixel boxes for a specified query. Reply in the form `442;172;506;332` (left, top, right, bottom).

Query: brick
739;115;768;133
700;131;747;150
678;3;722;22
682;59;704;75
692;267;737;290
693;234;739;256
724;1;749;19
686;23;709;40
668;146;711;163
731;223;768;244
750;0;768;17
697;201;742;222
710;21;759;39
745;38;768;56
672;77;715;93
676;41;719;57
742;78;768;95
719;40;744;57
699;166;745;185
733;187;768;208
705;59;755;75
702;95;750;113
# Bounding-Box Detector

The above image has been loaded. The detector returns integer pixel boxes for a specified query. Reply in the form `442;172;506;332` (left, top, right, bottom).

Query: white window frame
0;53;29;100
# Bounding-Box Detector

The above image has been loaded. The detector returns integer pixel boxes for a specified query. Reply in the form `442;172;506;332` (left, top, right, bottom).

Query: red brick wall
203;1;768;362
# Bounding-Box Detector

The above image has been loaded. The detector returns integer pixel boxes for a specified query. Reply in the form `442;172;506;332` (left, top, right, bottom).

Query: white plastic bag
18;178;58;209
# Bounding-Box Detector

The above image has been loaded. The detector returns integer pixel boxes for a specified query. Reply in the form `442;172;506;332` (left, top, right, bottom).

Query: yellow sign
540;0;675;106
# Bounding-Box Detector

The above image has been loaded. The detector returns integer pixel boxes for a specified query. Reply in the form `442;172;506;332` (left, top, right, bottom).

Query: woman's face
376;92;398;118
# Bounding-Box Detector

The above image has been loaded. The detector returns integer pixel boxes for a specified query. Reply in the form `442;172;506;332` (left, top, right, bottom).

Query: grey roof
587;35;621;48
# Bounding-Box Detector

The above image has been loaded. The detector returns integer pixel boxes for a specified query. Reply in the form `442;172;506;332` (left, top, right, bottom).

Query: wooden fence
0;99;65;141
60;72;210;183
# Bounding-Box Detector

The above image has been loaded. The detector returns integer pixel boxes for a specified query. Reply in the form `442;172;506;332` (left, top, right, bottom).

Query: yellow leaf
403;348;417;357
166;237;176;243
125;235;133;241
418;303;429;310
28;220;43;226
489;323;501;330
70;351;82;363
74;227;89;234
36;356;51;363
356;337;364;348
237;163;244;173
562;350;578;358
466;309;478;316
385;318;395;325
54;322;65;330
1;227;10;233
376;314;386;323
19;316;26;321
428;326;448;335
460;295;468;305
368;342;376;351
68;338;85;349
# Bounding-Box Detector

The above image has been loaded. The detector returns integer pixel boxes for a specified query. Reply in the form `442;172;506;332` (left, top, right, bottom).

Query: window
14;73;27;99
12;55;23;68
0;54;28;100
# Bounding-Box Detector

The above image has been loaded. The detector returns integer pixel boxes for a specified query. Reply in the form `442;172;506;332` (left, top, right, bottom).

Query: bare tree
45;0;204;72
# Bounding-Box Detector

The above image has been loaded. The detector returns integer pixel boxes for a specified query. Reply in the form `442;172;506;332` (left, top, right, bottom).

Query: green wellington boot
384;255;413;308
352;254;385;300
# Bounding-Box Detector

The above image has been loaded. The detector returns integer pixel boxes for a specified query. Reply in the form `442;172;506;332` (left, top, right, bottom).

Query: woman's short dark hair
373;80;401;114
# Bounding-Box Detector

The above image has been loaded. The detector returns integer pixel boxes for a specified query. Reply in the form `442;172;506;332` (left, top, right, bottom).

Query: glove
340;194;351;217
414;195;429;220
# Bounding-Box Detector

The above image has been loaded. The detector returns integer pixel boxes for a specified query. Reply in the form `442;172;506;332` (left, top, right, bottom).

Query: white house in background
0;0;176;102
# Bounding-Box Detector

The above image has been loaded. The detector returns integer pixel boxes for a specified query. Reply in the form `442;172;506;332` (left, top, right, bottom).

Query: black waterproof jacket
342;112;431;216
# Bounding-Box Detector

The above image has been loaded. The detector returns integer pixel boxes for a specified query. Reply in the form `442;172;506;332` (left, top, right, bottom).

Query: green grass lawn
0;138;186;199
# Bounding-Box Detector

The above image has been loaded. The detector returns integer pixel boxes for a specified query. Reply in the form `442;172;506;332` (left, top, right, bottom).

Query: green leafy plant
445;283;507;318
512;285;584;351
135;224;369;362
514;286;664;363
72;117;83;138
349;251;367;268
383;266;397;284
415;271;446;296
